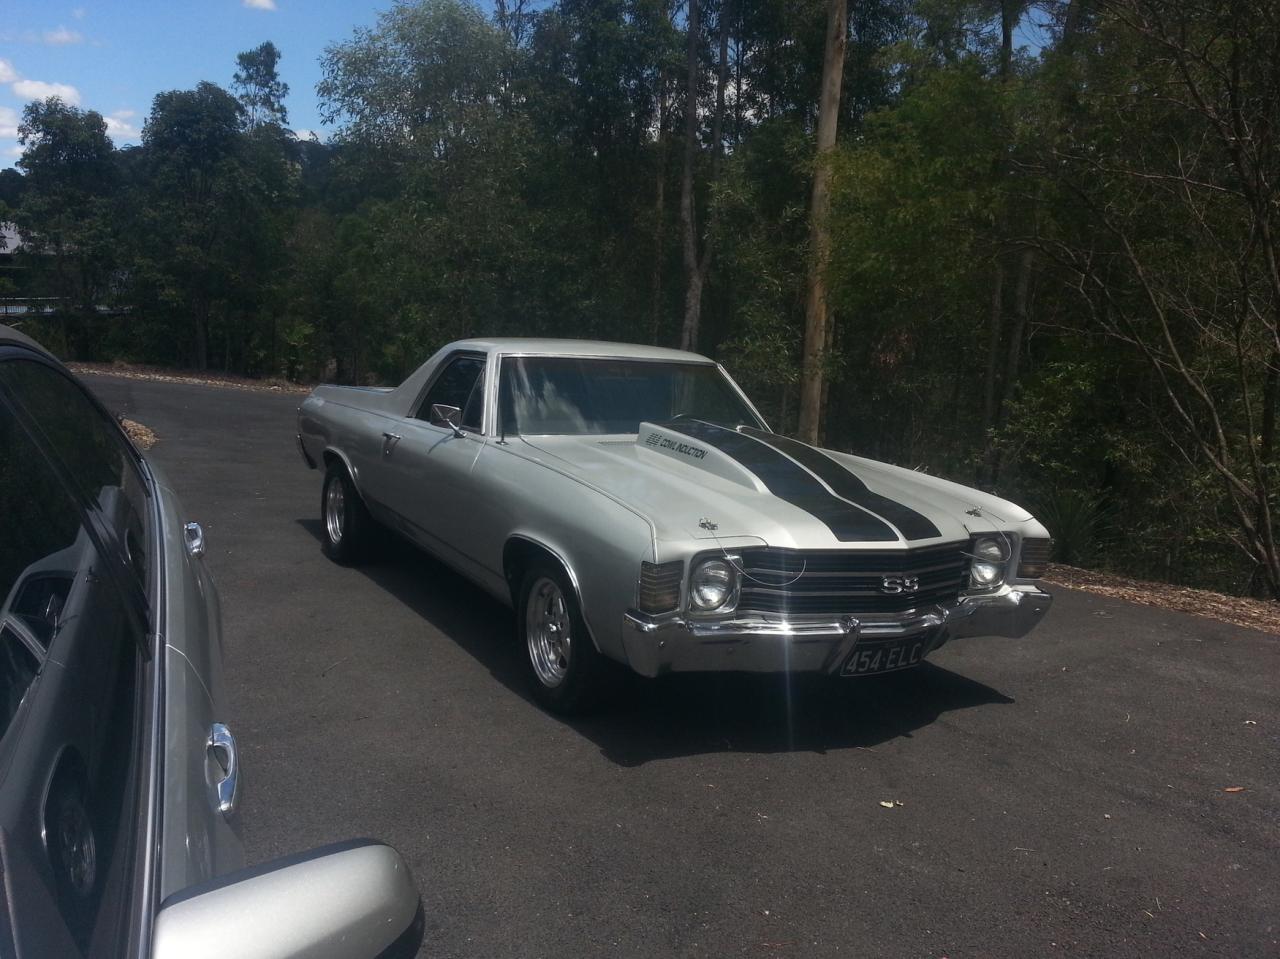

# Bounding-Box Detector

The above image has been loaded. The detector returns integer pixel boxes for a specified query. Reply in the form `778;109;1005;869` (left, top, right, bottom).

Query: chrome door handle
381;432;401;456
207;722;239;817
183;522;205;557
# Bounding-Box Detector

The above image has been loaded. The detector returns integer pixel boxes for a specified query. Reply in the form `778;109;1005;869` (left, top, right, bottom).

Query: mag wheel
321;461;374;564
518;562;619;715
46;775;98;941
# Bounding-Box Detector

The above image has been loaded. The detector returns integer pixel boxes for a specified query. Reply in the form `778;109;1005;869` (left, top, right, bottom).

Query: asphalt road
88;373;1279;959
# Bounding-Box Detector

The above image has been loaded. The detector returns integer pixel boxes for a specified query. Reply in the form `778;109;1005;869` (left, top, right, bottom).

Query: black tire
517;561;620;715
46;775;98;935
321;461;374;564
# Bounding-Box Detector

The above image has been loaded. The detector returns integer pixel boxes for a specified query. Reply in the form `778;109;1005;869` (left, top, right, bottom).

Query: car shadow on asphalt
297;519;1015;767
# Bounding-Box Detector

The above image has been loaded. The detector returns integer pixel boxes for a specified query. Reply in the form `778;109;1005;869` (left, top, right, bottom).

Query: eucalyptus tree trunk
679;0;731;353
678;0;704;352
796;0;848;445
651;66;670;343
976;0;1021;486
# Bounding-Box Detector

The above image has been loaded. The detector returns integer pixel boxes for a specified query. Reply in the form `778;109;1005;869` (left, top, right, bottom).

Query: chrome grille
735;542;969;616
638;560;683;614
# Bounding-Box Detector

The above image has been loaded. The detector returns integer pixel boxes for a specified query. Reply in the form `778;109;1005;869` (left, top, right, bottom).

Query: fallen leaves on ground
121;418;157;450
1223;786;1247;793
70;361;312;395
1042;563;1280;635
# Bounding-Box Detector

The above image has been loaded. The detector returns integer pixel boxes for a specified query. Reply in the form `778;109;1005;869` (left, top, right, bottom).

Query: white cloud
3;144;22;159
72;7;87;19
243;0;278;9
0;60;17;84
292;128;321;142
44;26;84;45
11;79;82;105
0;107;18;139
104;110;139;141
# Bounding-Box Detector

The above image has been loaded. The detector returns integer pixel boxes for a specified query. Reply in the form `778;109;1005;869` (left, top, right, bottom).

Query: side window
0;401;86;658
416;355;485;431
0;385;147;946
0;360;149;591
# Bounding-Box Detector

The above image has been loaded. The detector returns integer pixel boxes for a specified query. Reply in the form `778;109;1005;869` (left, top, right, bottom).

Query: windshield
499;356;761;436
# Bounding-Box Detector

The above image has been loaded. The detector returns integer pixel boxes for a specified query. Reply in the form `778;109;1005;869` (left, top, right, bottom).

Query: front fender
505;508;654;667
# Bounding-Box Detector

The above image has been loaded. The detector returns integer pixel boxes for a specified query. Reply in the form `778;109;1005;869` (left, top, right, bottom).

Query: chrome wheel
325;477;345;545
54;796;96;898
526;577;572;688
61;811;96;897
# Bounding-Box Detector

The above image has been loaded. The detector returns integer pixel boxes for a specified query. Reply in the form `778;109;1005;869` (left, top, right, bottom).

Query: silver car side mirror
152;841;421;959
429;403;466;437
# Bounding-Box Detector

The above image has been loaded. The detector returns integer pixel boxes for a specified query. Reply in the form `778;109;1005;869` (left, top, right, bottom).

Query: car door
0;353;153;956
380;351;491;575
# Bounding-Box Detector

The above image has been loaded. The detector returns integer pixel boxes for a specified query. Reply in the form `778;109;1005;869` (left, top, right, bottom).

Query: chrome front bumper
620;584;1053;677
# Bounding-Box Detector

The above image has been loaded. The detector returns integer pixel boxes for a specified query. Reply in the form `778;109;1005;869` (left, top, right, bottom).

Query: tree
678;0;731;351
13;98;118;358
1038;0;1280;595
129;82;288;369
319;0;508;158
233;41;290;129
796;0;848;444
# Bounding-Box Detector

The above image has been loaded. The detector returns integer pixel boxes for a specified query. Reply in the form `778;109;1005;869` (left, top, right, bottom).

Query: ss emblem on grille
881;575;919;594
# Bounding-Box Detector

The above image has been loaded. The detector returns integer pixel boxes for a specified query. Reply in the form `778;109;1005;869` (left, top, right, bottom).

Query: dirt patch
69;361;312;395
121;418;157;450
1043;563;1279;635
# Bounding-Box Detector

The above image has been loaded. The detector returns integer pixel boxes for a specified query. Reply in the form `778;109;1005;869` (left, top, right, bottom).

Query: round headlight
970;561;1003;586
690;558;735;611
973;536;1009;562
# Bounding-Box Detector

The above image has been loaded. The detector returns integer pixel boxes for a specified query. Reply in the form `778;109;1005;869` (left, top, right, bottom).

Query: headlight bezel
687;555;740;614
967;535;1012;591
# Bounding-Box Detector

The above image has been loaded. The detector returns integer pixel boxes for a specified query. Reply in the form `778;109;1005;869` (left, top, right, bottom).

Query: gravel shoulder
1043;564;1278;635
70;361;312;395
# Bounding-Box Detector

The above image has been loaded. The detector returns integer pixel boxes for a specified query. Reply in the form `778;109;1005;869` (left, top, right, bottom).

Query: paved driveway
89;373;1280;958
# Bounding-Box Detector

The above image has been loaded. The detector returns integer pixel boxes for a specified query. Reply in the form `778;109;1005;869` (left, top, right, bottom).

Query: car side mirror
152;841;422;959
429;403;466;437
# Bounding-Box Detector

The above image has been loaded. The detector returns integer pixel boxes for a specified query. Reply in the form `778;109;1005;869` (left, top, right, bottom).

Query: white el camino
297;339;1053;714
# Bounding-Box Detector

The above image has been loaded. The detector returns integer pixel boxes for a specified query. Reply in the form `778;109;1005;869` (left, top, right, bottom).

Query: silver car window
0;359;150;594
415;353;485;431
0;365;149;950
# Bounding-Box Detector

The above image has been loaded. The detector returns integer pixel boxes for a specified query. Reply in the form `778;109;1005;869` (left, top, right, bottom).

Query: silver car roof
0;324;53;357
448;337;714;363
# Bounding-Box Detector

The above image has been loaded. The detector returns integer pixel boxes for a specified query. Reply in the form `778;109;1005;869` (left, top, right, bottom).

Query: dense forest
1;0;1277;600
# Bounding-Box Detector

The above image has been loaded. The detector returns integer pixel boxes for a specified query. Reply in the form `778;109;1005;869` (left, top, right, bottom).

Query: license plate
842;636;927;676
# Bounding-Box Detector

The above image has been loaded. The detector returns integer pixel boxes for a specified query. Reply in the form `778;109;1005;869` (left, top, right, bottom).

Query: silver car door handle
183;522;205;557
382;431;401;456
207;722;239;817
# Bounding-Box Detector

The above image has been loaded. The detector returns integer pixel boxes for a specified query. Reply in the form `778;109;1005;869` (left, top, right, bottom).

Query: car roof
448;337;715;363
0;325;54;359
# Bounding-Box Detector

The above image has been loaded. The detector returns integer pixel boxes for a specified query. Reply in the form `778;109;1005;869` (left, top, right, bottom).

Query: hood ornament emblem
698;518;719;531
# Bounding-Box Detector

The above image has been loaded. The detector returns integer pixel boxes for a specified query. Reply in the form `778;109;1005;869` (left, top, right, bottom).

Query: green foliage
11;98;118;357
5;0;1278;595
1032;489;1117;568
234;41;290;129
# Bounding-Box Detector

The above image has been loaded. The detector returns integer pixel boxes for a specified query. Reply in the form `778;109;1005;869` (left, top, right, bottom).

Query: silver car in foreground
0;326;420;958
299;338;1053;714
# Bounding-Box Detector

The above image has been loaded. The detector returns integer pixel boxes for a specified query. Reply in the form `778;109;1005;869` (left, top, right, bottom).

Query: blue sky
0;0;401;167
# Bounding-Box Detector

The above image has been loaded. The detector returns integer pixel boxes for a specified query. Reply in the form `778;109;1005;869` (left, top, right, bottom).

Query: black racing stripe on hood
740;428;942;541
664;421;897;542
